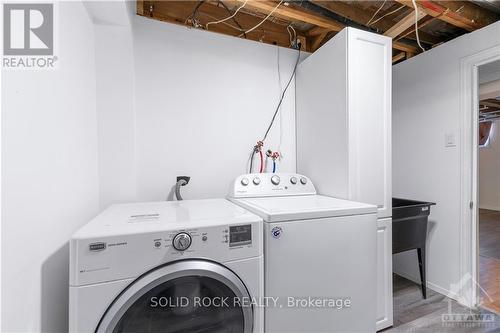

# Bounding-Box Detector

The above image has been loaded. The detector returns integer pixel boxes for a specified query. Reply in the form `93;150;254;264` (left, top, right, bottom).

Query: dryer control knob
271;175;280;185
300;177;308;185
173;232;192;251
290;177;298;185
241;178;249;186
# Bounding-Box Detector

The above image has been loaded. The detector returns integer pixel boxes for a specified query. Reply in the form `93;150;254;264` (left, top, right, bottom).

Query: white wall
95;11;300;207
479;122;500;210
1;2;99;332
393;21;500;297
94;23;137;209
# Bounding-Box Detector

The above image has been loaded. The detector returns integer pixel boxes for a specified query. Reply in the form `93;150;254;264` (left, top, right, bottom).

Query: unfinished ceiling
479;59;500;122
137;0;500;64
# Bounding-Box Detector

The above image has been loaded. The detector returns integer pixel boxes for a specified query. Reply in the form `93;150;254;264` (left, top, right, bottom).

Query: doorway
477;60;500;314
458;45;500;310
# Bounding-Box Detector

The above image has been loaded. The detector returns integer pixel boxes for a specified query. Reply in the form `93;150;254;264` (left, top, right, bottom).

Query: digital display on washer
229;224;252;247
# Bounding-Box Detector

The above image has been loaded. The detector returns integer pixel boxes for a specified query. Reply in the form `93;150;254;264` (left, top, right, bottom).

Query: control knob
271;175;280;185
300;177;308;185
241;178;249;186
173;232;192;251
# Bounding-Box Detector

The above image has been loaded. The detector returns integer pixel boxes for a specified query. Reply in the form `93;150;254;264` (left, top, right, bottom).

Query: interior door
96;260;253;333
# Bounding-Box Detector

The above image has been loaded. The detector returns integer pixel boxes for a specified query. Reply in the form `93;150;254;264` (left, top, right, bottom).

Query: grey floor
478;209;500;314
383;275;500;333
479;209;500;260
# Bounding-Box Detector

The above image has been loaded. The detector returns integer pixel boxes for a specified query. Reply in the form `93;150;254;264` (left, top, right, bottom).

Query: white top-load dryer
69;199;263;333
228;173;378;333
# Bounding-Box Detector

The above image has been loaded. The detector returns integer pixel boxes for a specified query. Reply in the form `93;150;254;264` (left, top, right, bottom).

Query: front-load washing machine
69;199;263;333
228;173;378;333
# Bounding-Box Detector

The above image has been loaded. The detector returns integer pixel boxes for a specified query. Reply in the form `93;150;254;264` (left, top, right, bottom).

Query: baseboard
478;205;500;211
393;269;459;302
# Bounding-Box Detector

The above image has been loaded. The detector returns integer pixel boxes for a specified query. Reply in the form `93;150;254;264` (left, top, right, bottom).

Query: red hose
259;150;264;173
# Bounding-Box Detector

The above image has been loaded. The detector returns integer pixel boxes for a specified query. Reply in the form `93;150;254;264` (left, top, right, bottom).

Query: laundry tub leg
417;247;427;299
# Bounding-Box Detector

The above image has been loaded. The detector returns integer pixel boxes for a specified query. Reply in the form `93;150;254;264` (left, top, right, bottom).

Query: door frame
459;45;500;308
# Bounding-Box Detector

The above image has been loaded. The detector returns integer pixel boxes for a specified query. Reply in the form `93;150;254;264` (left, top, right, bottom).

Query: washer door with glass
96;260;253;333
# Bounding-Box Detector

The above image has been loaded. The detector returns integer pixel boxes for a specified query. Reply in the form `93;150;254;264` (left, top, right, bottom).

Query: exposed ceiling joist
304;1;420;52
235;0;419;53
395;0;497;31
384;10;426;38
137;0;500;64
142;1;304;50
310;0;399;31
306;26;329;37
232;0;344;31
433;1;500;27
392;52;407;63
393;15;440;44
309;31;329;51
392;41;418;53
309;1;435;44
481;100;500;108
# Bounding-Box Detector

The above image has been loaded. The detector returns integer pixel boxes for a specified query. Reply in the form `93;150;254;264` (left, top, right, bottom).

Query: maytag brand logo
2;3;57;69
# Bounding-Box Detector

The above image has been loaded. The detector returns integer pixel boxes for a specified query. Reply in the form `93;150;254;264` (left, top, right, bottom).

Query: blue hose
272;161;276;173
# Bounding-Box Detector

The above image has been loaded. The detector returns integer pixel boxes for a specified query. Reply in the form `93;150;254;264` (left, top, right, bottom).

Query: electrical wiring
287;24;297;47
370;5;404;26
249;151;255;173
247;33;300;174
259;150;264;173
185;0;205;26
202;12;264;33
367;0;387;26
238;0;284;37
286;26;293;46
206;0;248;30
276;46;284;158
262;48;301;142
411;0;426;52
218;1;247;38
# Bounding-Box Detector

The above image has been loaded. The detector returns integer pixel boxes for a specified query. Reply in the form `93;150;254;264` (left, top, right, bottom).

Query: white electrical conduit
203;12;246;31
287;24;296;47
205;0;248;30
370;5;405;26
238;0;284;37
367;0;387;26
411;0;426;52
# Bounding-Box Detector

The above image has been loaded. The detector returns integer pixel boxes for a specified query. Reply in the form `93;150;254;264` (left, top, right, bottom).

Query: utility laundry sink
392;198;436;299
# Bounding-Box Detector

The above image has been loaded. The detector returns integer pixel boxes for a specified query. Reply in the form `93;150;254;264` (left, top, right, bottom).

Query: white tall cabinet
296;27;393;331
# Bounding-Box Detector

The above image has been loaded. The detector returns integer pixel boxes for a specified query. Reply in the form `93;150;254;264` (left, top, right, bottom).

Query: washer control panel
154;224;257;255
72;220;263;286
229;173;316;198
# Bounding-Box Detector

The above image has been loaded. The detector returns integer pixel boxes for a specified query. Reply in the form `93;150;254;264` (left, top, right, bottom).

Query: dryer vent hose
174;176;190;201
